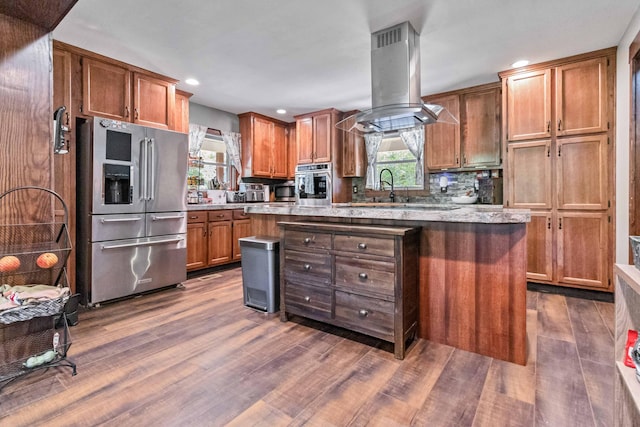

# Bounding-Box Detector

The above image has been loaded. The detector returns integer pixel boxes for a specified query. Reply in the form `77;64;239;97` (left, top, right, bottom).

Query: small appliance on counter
226;191;245;203
477;177;503;205
240;183;266;202
274;181;296;202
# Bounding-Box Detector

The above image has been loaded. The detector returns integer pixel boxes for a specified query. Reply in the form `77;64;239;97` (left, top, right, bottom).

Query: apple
0;256;20;272
36;253;58;269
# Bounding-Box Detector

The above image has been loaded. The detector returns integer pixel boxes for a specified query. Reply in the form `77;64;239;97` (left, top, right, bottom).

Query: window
374;136;422;190
188;131;235;189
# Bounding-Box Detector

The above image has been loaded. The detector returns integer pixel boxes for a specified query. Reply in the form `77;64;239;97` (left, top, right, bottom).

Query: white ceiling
54;0;639;123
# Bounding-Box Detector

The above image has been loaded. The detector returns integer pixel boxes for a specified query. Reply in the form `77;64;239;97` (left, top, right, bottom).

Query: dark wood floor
0;267;614;426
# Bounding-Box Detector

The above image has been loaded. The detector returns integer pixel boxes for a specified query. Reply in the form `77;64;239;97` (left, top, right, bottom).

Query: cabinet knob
358;309;369;318
357;243;367;250
303;237;311;244
304;264;311;271
358;272;368;280
304;296;311;302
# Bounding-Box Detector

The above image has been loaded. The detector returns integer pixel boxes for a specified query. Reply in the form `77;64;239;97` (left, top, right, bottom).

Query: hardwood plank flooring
0;267;615;426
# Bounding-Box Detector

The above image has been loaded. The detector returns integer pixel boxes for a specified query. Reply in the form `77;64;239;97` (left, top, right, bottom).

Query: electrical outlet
352;185;358;193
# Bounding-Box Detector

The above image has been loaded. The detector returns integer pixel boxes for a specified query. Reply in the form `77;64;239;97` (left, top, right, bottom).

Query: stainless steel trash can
239;236;280;313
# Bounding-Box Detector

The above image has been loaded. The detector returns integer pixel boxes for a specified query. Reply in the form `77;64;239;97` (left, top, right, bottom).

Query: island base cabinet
279;221;419;360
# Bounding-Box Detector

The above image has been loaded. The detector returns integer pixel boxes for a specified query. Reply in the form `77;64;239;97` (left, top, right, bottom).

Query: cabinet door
555;57;608;136
133;72;174;130
506;69;551;141
313;113;332;163
342;131;366;177
232;219;252;261
461;88;501;167
272;123;288;178
83;58;131;121
526;211;553;282
297;117;314;164
53;49;72;130
287;124;297;179
556;212;608;289
208;221;232;266
426;95;460;170
186;222;207;271
252;116;274;177
556;135;607;210
174;91;190;133
506;140;552;208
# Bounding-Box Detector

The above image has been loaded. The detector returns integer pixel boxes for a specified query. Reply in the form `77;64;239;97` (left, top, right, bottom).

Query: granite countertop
186;202;295;211
243;202;530;224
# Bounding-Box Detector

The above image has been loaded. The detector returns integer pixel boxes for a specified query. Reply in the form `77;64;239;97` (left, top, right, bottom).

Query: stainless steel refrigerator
77;117;188;305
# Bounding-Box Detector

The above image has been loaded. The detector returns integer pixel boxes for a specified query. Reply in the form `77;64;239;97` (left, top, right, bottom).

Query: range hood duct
337;21;457;134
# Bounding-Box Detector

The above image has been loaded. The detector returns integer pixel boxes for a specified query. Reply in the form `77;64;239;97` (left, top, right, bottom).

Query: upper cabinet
174;90;192;134
505;56;608;142
239;112;289;179
295;108;341;164
53;49;72;130
425;82;501;171
341;110;366;178
287;122;297;179
82;57;176;130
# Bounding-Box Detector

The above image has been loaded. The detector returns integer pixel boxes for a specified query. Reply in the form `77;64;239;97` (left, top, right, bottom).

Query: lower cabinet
186;209;252;271
279;221;419;359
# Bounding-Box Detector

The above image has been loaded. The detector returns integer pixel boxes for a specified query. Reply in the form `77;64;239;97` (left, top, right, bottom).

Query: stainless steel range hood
337;21;457;134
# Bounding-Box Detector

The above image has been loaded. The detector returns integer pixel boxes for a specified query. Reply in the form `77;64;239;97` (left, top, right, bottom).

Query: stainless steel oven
295;163;332;206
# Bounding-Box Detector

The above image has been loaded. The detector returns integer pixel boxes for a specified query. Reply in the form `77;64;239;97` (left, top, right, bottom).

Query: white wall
617;5;640;263
189;102;239;133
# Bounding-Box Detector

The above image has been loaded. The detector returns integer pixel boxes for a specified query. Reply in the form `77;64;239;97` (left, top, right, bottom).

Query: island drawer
284;282;332;321
334;290;394;341
334;235;394;257
335;256;395;297
284;230;332;251
208;210;233;222
283;250;331;286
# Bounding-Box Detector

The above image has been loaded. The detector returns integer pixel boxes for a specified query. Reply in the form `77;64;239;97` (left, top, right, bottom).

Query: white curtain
399;126;425;186
364;132;383;189
188;123;208;157
222;131;242;185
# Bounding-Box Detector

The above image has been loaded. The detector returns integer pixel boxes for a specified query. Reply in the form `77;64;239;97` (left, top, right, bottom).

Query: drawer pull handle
303;237;311;244
357;243;367;250
189;216;198;219
358;272;368;280
358;309;369;318
304;264;311;271
304;296;311;302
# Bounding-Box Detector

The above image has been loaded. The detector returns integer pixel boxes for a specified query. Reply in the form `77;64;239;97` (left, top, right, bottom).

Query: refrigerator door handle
151;214;185;221
100;217;143;223
100;236;184;250
148;138;155;201
140;138;148;201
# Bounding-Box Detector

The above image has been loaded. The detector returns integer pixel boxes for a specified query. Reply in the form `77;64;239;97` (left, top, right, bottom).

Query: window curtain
188;123;207;157
364;132;383;189
222;131;242;185
399;126;425;186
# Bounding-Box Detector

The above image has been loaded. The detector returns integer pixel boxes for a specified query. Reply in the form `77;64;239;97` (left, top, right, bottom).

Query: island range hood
337;21;457;134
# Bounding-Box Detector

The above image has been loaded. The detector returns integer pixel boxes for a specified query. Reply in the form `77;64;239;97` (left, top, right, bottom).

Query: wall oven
295;163;332;206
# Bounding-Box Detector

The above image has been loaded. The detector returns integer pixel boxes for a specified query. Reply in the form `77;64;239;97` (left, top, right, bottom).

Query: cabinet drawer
187;211;207;223
334;290;394;341
335;256;395;297
233;209;250;220
284;230;332;250
208;210;233;222
334;235;394;257
285;282;332;321
283;250;331;286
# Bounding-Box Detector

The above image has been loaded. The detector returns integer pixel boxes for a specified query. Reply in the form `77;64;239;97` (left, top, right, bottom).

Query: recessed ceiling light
276;109;287;114
185;78;200;86
511;60;529;68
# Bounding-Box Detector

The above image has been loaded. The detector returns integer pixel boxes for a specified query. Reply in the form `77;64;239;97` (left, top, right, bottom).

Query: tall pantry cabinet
500;48;615;292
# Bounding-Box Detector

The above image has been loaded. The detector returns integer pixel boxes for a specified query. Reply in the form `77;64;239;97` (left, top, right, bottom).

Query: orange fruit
36;253;58;269
0;256;20;272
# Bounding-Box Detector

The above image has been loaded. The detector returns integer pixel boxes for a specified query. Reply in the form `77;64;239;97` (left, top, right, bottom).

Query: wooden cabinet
287;122;297;179
341;110;367;177
501;48;615;292
174;90;192;134
280;221;419;359
425;94;460;169
187;209;252;271
239;112;289;178
53;49;72;130
425;83;501;170
81;56;177;130
295;109;340;164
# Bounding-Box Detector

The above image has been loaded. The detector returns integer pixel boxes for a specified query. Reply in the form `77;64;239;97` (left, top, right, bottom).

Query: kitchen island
245;203;530;365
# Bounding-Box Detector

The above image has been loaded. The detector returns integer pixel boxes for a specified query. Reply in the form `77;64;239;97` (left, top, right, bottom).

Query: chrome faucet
379;168;395;202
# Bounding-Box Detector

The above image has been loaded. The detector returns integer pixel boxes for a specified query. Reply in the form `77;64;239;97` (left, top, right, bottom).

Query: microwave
274;181;296;202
